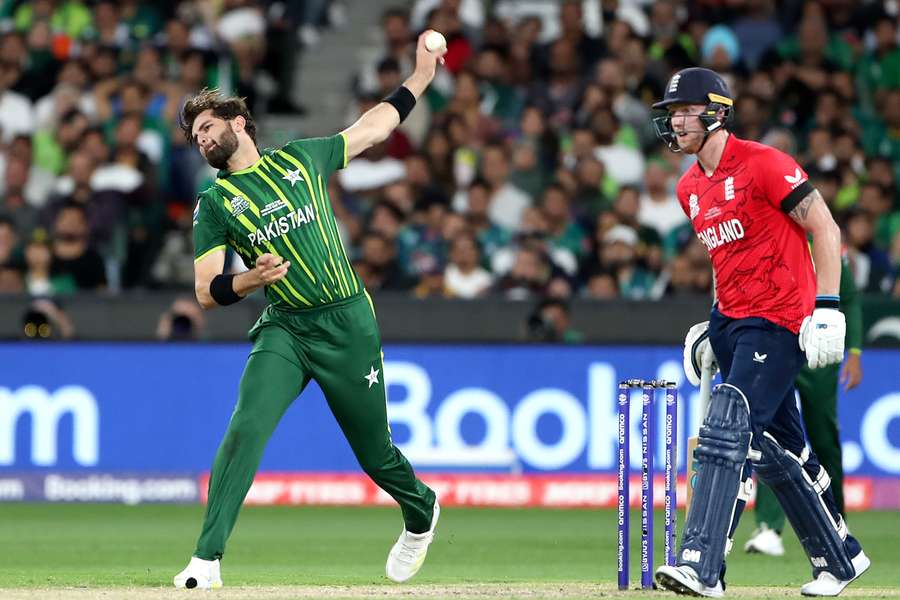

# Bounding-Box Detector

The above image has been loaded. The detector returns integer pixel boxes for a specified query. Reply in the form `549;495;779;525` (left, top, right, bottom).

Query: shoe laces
395;532;429;565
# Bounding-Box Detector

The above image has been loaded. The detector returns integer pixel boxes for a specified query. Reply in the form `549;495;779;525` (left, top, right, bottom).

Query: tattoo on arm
789;189;821;225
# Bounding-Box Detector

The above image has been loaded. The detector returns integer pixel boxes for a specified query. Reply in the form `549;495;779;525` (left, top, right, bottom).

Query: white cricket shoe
744;525;785;556
801;550;870;596
385;499;440;583
656;564;725;598
173;556;223;589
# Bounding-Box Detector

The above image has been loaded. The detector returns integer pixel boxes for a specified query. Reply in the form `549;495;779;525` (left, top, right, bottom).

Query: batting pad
678;383;751;587
753;432;855;581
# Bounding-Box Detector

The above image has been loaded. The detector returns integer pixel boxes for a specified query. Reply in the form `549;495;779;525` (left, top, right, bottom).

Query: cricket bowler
172;31;447;590
650;68;870;596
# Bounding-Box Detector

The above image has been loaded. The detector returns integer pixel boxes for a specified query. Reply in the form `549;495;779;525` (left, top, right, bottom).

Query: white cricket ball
425;31;446;53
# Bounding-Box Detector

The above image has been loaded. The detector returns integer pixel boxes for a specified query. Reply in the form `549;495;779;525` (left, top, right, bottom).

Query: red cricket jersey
676;134;816;333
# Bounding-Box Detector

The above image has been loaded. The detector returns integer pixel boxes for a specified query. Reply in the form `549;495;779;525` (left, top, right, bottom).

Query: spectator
845;208;893;293
32;108;88;176
33;61;94;131
527;39;583;130
497;240;569;300
357;7;414;97
0;0;897;311
477;142;530;232
591;108;645;186
732;0;782;71
647;0;695;75
0;58;36;143
461;178;511;266
583;268;619;299
857;13;900;113
638;159;685;238
50;203;106;292
44;150;126;248
555;0;605;74
23;229;59;296
397;194;449;279
539;182;588;262
444;231;493;298
524;297;583;343
204;1;266;111
0;216;18;267
594;58;649;141
597;224;655;300
1;154;41;235
358;230;412;292
512;105;558;194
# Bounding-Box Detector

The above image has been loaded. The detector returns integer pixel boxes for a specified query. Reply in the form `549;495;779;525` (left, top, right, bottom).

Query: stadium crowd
0;0;898;310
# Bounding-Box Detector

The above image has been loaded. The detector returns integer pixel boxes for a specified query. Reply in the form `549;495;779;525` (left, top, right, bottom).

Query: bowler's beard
205;126;239;169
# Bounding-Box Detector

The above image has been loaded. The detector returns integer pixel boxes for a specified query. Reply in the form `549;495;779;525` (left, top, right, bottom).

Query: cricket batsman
745;246;863;556
650;68;870;597
172;31;447;590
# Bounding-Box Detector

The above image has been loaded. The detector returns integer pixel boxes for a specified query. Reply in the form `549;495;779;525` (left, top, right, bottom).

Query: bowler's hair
180;88;256;145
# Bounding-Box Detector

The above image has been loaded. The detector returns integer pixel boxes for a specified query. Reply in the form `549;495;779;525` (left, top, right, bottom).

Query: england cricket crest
689;193;699;221
230;195;250;217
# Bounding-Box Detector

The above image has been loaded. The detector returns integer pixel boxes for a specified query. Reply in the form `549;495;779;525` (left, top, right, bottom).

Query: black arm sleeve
779;180;815;213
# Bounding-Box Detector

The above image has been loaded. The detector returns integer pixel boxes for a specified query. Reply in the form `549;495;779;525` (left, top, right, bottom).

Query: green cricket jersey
192;133;361;309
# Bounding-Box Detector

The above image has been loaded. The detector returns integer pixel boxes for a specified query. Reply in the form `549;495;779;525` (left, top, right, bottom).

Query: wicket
617;379;678;590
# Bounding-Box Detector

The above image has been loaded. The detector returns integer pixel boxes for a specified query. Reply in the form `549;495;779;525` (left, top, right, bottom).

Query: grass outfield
0;504;897;598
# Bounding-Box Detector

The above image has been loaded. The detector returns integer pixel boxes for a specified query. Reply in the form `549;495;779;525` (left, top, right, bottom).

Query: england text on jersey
676;135;817;333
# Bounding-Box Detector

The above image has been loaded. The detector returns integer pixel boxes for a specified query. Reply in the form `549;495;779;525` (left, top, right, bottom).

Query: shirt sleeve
285;133;348;178
754;146;815;213
193;192;228;262
675;178;690;218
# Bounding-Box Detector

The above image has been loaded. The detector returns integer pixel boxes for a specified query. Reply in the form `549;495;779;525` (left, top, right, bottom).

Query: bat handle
699;365;713;417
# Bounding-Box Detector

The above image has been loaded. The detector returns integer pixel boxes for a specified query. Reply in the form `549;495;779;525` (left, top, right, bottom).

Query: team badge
230;195;250;217
668;73;681;94
689;193;699;220
724;176;735;201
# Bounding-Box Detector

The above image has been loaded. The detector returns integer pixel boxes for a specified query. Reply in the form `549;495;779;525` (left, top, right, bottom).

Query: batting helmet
652;68;734;152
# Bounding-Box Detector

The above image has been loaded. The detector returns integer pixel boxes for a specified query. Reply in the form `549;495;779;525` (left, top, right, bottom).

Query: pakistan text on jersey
248;204;317;246
697;218;745;251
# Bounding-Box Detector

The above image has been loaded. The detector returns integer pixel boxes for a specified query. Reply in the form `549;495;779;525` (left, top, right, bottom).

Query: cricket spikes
173;556;223;590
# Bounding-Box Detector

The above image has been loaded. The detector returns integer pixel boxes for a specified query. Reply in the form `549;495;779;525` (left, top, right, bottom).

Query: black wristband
383;86;416;123
815;295;840;310
210;273;243;306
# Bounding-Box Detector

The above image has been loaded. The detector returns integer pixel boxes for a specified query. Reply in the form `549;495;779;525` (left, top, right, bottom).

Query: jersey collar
216;150;267;179
696;132;735;180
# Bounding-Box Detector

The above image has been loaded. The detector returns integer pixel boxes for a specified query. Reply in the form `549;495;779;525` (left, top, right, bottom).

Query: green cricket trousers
194;292;436;560
754;363;845;532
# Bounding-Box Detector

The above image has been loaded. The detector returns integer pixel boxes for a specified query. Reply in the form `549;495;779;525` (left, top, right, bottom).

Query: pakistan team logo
230;195;250;217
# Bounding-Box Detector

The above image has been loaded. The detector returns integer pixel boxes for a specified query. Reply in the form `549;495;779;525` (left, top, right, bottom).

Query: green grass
0;504;897;592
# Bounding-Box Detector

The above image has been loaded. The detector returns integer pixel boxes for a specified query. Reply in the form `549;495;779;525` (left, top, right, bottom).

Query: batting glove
799;306;845;369
682;321;718;387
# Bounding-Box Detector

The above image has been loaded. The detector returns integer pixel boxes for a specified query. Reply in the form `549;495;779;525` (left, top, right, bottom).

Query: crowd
0;0;340;296
1;0;899;315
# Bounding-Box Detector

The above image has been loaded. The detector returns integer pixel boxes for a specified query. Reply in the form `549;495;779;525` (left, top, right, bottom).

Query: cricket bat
684;365;713;523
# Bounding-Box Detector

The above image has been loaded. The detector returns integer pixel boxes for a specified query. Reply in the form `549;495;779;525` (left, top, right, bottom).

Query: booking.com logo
0;385;99;466
384;360;900;475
